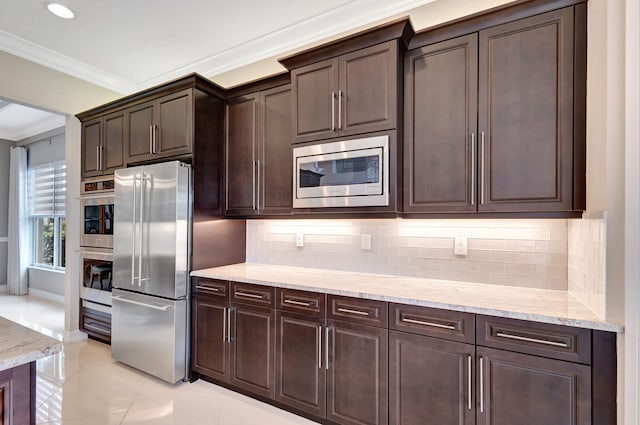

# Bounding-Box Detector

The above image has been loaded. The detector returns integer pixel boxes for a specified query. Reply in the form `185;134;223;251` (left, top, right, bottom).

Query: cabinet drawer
328;295;387;328
390;304;474;344
80;307;112;344
193;278;229;299
231;282;275;308
476;315;591;364
276;288;325;316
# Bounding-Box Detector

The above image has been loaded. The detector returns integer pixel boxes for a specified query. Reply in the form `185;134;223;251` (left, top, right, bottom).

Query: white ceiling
0;100;65;142
0;0;436;94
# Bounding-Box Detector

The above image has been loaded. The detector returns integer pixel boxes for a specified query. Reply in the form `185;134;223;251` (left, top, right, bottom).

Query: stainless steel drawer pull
495;332;569;348
337;307;370;316
284;299;313;307
195;285;221;293
84;323;111;335
113;295;171;311
402;318;456;330
467;355;472;410
235;291;266;299
318;325;322;369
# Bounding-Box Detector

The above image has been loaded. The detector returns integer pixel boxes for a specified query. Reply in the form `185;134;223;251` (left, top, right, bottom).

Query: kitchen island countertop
0;317;62;372
192;263;622;333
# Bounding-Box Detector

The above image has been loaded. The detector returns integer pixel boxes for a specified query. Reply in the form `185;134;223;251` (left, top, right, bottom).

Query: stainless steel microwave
293;135;389;208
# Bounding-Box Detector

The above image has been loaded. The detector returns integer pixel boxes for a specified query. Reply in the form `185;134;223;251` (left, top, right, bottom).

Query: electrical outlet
454;237;468;256
296;232;304;247
361;234;372;250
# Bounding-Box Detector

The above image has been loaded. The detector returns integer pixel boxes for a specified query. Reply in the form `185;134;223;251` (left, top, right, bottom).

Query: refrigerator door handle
131;174;138;287
112;295;172;311
138;172;146;287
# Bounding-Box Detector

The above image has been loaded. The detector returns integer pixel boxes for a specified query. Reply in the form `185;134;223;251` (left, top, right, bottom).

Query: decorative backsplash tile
568;213;606;318
246;219;572;290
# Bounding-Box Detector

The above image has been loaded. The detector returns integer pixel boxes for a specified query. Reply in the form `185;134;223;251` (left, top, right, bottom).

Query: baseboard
64;330;88;343
28;288;65;304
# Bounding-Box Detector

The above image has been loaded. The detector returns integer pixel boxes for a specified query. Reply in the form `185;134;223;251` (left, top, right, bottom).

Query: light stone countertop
0;317;63;372
192;263;622;333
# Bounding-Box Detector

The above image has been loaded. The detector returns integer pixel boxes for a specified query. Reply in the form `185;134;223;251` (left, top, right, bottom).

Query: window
30;162;66;269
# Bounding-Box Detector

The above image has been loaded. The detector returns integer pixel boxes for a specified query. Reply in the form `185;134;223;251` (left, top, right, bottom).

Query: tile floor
0;293;316;425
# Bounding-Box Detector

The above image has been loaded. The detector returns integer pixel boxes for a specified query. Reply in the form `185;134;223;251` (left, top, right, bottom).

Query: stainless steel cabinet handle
338;90;343;130
480;356;484;413
337;307;370;316
401;317;456;330
227;307;233;342
284;299;313;307
222;307;227;342
495;332;569;348
149;125;154;154
331;92;336;131
84;323;111;335
325;326;330;370
467;355;472;410
480;131;486;205
471;133;476;206
195;285;221;293
235;291;265;299
100;146;105;171
152;125;158;154
318;325;323;369
113;295;171;311
96;146;101;171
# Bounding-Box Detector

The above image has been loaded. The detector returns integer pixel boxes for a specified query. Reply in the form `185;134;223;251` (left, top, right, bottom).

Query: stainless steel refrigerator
112;161;191;383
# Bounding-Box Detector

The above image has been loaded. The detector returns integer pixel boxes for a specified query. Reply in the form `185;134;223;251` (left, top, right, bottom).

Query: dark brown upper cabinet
281;18;413;145
405;2;586;215
126;89;193;164
81;110;125;177
225;80;292;217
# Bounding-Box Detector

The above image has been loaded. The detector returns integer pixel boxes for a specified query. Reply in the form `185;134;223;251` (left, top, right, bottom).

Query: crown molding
130;0;435;90
0;30;136;94
0;0;433;93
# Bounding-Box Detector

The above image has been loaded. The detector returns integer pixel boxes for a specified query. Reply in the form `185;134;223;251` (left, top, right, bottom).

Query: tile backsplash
568;213;606;318
246;219;570;290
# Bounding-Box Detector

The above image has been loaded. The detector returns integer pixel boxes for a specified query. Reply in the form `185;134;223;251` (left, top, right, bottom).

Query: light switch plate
454;237;467;256
296;233;304;247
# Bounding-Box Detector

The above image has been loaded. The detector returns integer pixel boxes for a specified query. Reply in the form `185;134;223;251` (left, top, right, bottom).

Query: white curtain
7;146;29;295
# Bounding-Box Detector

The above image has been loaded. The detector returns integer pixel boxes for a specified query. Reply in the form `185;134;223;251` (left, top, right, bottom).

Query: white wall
0;140;15;288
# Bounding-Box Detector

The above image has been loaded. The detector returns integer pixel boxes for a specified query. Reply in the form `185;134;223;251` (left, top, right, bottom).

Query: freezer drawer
111;289;187;383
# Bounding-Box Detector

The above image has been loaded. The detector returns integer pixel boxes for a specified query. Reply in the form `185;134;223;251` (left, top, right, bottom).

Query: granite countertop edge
191;263;623;333
0;318;63;373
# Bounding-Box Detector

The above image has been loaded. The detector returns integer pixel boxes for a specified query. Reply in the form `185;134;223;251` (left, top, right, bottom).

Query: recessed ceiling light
46;2;74;19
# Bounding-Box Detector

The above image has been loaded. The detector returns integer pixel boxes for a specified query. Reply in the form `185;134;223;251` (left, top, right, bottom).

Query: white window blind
31;162;66;216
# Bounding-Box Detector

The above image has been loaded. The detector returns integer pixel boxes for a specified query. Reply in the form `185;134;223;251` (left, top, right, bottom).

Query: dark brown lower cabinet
389;331;475;425
326;320;388;425
477;346;591;425
230;303;276;399
275;311;325;417
0;362;35;425
191;296;230;382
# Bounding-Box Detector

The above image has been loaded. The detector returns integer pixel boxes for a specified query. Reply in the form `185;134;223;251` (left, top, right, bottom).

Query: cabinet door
291;57;339;143
340;40;398;136
389;331;475;425
126;101;155;164
404;34;478;213
225;94;258;215
275;311;325;417
259;85;292;215
327;320;388;425
82;118;102;178
478;7;574;212
103;111;125;173
155;89;193;158
192;296;230;382
0;363;33;425
230;303;276;399
477;347;590;425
